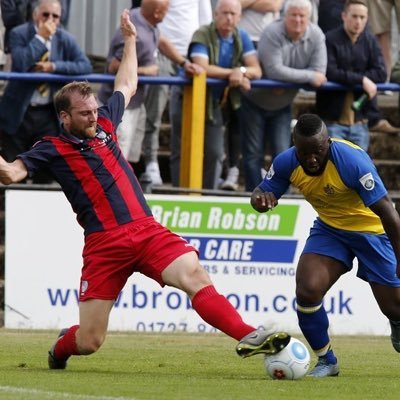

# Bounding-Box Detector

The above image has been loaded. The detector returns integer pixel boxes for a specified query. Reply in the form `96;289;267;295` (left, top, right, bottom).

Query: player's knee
77;332;105;355
296;282;323;304
381;303;400;321
179;262;212;297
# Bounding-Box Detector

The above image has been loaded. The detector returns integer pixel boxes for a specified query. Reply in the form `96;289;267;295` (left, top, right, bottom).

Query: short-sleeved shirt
18;92;153;235
259;138;387;233
189;28;255;100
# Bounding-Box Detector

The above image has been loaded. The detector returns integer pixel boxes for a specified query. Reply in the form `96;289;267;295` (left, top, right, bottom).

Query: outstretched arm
0;156;28;185
113;9;138;109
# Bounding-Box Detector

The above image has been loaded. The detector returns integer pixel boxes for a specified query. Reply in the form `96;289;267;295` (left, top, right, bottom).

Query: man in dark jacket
0;0;91;174
316;0;388;151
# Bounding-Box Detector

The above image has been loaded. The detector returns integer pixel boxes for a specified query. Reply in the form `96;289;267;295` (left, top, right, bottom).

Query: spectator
0;0;70;54
318;0;345;33
99;0;200;179
239;0;283;47
391;49;400;82
215;0;283;191
318;0;400;137
141;0;212;186
185;0;262;190
366;0;399;83
240;0;327;192
0;0;91;181
0;9;5;70
168;1;213;188
316;0;388;152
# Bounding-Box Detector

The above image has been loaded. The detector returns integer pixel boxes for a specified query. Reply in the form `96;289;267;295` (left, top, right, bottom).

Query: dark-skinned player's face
294;130;331;176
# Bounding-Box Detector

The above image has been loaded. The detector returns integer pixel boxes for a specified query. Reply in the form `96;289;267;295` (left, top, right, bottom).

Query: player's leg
161;251;290;356
296;220;355;377
370;284;400;352
48;299;114;369
296;253;347;377
354;230;400;353
162;251;253;339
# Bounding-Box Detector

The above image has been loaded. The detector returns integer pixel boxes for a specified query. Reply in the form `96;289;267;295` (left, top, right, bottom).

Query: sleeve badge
359;172;375;191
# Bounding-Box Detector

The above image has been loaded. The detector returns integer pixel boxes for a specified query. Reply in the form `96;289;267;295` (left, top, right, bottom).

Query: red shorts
79;216;197;301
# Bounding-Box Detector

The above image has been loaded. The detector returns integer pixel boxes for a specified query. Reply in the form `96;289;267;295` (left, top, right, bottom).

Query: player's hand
250;188;278;212
120;9;137;39
0;156;14;185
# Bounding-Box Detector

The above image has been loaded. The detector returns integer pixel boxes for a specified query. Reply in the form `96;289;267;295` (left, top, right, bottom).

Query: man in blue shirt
171;0;261;190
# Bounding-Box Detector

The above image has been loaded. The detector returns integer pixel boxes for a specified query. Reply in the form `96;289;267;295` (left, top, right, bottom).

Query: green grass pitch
0;329;399;400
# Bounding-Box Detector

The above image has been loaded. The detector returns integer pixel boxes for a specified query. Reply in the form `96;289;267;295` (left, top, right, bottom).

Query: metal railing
1;71;400;90
1;71;399;197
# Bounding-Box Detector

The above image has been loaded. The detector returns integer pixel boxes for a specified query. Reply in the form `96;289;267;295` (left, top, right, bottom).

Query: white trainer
221;166;239;191
145;161;163;185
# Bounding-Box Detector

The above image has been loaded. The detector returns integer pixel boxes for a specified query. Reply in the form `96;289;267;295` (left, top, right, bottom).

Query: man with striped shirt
0;8;289;370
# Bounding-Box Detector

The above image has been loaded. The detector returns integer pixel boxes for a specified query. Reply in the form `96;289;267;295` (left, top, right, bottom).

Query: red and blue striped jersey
18;92;152;235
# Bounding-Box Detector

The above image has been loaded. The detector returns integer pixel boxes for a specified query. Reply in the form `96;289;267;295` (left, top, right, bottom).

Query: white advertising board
5;189;389;335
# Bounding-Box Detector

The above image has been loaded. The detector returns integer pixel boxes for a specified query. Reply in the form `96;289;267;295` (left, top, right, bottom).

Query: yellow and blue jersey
259;139;387;234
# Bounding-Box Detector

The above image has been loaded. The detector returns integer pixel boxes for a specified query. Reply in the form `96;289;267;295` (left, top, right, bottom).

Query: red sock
191;285;255;340
54;325;80;360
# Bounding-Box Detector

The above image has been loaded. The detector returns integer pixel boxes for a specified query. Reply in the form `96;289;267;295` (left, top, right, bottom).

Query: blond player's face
62;93;99;139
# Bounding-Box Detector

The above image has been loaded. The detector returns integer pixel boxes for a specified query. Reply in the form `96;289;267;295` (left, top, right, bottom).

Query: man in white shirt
142;0;212;186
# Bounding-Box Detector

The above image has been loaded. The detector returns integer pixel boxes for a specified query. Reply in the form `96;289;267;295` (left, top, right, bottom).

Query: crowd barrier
1;71;399;190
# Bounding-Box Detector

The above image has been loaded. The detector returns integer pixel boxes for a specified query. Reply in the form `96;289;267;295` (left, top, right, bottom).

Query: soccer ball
264;337;310;380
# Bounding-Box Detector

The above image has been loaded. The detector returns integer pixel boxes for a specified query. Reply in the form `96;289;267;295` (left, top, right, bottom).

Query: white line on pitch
0;386;138;400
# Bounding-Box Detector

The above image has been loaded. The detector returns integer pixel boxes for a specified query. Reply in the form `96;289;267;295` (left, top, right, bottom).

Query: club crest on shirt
323;184;335;195
359;172;375;191
80;280;88;295
266;164;275;180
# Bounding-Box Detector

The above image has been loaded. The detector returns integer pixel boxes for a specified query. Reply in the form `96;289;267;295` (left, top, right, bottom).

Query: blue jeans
240;96;292;192
326;122;369;151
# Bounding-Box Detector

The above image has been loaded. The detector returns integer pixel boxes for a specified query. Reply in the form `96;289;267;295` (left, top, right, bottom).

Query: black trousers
1;103;60;161
1;104;60;182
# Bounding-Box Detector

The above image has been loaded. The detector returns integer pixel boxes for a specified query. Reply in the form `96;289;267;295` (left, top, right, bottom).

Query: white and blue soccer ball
264;337;310;380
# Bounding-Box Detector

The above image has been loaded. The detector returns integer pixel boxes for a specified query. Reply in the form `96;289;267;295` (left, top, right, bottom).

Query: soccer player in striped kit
0;8;289;369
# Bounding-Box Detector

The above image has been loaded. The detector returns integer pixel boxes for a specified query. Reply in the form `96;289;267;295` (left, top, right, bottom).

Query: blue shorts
302;218;400;287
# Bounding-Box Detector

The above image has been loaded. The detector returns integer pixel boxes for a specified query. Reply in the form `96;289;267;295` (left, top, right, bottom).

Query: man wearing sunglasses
0;0;92;182
0;0;71;54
